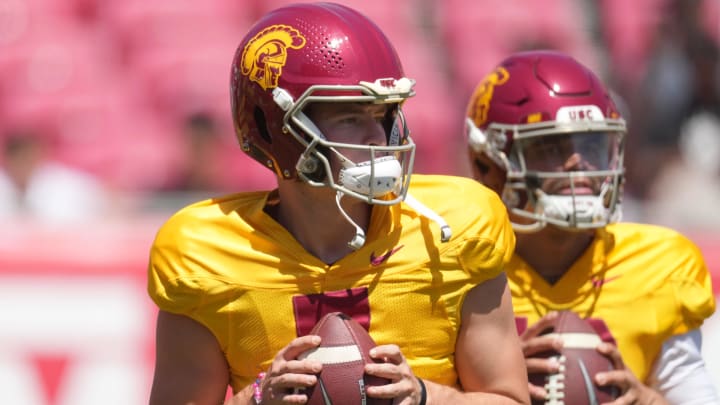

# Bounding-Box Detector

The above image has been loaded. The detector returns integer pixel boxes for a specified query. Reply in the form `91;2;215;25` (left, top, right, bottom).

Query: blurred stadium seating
2;0;717;191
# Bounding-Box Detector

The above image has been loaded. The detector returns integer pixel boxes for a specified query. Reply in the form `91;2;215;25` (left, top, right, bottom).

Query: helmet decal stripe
468;66;510;127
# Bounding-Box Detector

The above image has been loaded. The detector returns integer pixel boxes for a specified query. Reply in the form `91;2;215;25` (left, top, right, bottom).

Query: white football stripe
299;345;362;364
545;333;602;349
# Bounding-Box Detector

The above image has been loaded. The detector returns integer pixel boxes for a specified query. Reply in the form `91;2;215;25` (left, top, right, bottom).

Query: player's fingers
265;372;317;391
522;334;563;358
278;358;322;375
601;387;639;405
596;342;624;369
364;377;415;402
278;392;309;405
262;387;309;405
368;344;404;365
525;356;561;374
272;360;322;375
279;335;322;361
528;382;548;402
595;369;631;394
365;383;405;403
364;361;403;380
264;336;323;397
522;311;559;339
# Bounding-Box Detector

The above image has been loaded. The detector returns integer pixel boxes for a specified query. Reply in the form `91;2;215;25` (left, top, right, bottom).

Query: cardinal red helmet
230;2;416;204
466;50;627;231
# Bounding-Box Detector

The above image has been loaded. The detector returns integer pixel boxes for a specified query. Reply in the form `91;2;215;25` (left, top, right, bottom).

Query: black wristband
416;377;427;405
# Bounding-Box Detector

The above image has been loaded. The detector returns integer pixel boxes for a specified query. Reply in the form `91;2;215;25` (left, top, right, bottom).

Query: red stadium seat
0;18;193;190
98;0;251;66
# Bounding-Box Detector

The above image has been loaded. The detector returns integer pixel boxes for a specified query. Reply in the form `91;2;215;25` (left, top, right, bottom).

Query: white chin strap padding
339;156;402;198
536;193;606;225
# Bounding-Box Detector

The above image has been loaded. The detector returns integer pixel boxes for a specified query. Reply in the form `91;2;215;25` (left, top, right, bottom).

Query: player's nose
364;120;387;146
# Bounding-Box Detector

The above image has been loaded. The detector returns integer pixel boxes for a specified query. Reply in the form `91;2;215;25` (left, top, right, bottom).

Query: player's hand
519;311;564;401
595;342;669;405
364;344;424;405
258;335;323;404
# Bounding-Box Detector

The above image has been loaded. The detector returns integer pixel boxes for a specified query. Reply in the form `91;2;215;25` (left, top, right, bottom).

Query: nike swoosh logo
592;275;622;288
578;358;599;405
318;377;333;405
370;245;404;266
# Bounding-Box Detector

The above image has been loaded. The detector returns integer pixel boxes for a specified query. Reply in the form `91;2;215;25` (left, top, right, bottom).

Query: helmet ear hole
299;146;327;183
253;107;272;144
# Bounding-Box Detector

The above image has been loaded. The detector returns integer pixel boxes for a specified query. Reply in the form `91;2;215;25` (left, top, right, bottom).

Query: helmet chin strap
534;187;609;228
404;194;452;242
335;192;367;250
335;191;453;250
334;157;452;250
334;156;403;250
537;193;604;224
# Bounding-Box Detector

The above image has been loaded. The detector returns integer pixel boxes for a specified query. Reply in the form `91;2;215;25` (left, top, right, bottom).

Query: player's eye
333;114;361;126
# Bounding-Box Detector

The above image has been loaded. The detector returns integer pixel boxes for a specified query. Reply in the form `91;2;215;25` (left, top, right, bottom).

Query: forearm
425;379;528;405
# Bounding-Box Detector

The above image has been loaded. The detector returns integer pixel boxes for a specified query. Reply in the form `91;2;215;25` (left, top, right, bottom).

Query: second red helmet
466;50;627;231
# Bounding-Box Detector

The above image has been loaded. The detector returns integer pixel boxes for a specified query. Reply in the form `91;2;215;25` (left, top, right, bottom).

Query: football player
147;3;529;405
465;50;718;404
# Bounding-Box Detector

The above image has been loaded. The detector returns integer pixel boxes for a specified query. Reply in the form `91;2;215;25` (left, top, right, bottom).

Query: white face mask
466;116;626;233
272;83;416;202
289;103;415;206
272;84;450;249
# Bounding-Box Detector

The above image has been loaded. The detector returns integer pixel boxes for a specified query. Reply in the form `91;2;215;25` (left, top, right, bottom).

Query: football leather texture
299;312;391;405
529;310;619;405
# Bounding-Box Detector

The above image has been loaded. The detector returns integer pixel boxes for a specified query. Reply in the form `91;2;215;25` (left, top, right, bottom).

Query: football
529;310;619;405
299;312;391;405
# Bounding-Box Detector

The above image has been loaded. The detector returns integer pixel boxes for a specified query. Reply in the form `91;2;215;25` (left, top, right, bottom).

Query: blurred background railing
0;0;718;403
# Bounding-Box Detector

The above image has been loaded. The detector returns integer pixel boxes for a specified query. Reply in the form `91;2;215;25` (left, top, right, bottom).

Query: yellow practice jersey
509;222;716;382
148;174;515;391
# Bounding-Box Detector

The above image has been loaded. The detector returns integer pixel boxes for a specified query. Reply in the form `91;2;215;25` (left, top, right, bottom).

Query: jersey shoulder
606;222;703;262
408;173;506;215
148;191;272;314
605;222;715;328
153;191;269;246
407;174;515;278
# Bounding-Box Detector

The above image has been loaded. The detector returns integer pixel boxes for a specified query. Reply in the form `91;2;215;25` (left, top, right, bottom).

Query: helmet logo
241;24;306;90
468;66;509;126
